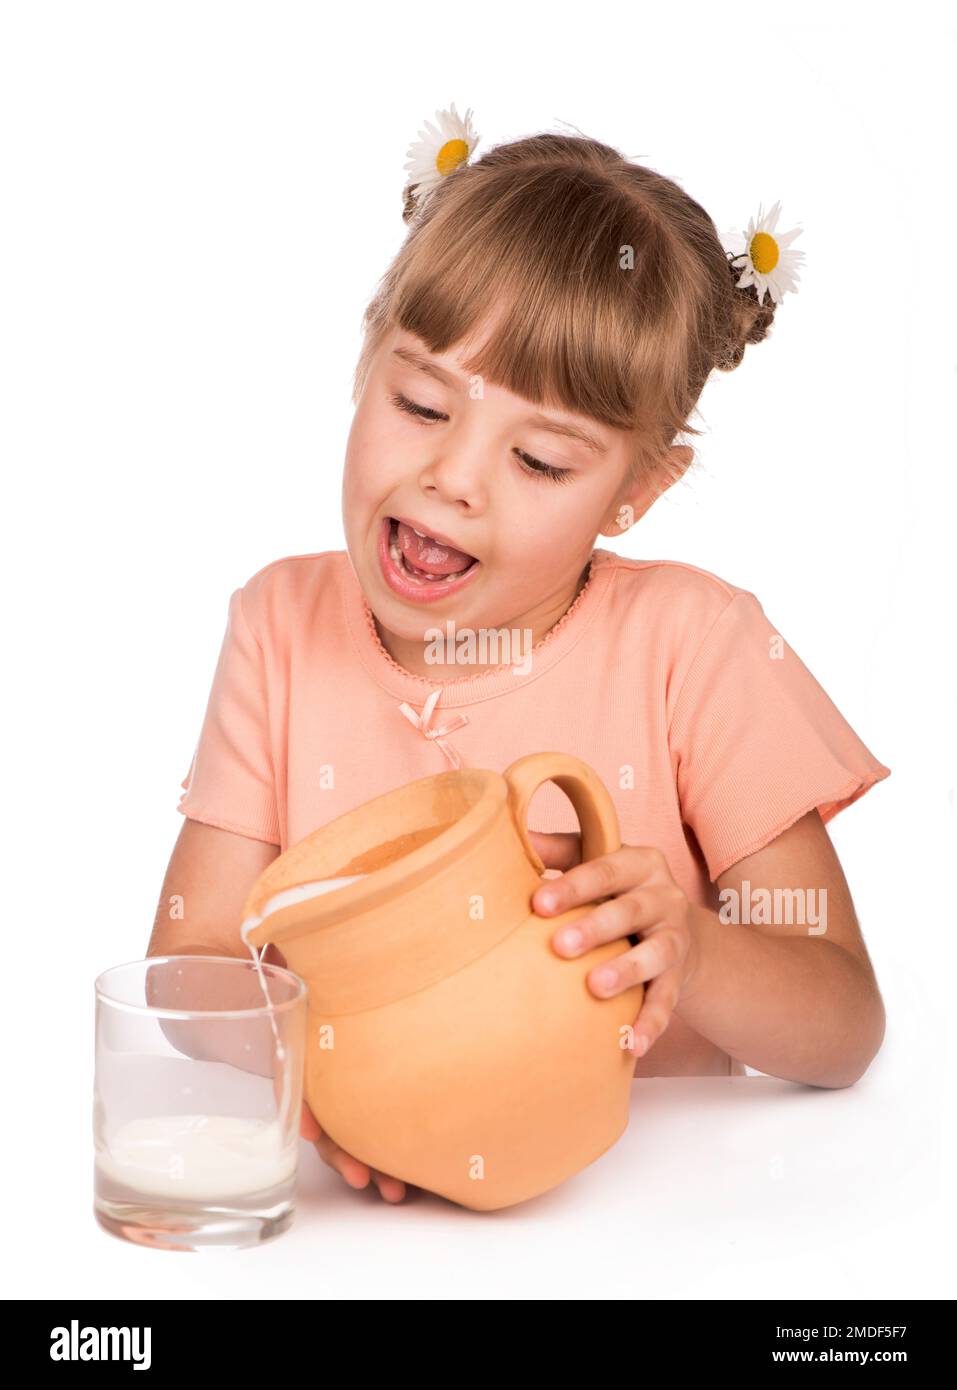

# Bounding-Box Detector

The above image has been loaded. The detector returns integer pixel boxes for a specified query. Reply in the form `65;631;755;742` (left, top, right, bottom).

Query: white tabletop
18;1038;951;1301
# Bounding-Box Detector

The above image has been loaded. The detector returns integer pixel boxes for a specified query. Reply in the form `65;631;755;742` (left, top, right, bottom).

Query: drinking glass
94;955;307;1252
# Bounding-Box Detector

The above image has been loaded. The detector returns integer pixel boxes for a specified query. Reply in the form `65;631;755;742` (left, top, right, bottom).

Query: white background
1;1;954;1301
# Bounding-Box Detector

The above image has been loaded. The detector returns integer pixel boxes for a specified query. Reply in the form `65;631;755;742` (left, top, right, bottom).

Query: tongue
396;520;476;576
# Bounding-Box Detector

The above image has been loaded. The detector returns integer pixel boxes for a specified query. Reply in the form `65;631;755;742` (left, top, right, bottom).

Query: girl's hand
299;1100;410;1203
526;829;699;1060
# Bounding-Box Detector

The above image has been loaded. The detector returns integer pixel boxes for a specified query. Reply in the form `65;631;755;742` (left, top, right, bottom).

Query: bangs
355;148;723;466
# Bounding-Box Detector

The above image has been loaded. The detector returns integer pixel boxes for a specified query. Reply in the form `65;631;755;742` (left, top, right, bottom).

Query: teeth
389;535;473;584
389;538;438;582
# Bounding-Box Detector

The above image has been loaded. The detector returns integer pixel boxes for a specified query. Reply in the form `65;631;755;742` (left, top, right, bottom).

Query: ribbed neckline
341;547;618;707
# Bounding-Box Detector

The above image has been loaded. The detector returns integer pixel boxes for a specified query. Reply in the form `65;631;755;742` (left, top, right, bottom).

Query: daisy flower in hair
723;201;805;306
403;103;480;206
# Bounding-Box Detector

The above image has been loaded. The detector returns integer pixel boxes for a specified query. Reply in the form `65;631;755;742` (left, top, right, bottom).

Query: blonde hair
353;131;775;486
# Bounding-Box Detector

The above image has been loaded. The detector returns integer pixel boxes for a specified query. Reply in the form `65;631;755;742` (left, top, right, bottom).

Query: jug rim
241;766;510;949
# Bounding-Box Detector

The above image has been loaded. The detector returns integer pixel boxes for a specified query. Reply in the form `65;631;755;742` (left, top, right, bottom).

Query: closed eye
390;391;446;423
388;392;574;484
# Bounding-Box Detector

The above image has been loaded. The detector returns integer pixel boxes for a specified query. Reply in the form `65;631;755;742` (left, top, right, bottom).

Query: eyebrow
393;346;459;388
391;346;610;455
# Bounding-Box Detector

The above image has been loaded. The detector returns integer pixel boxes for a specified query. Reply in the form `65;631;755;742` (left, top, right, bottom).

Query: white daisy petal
402;103;480;212
727;200;804;304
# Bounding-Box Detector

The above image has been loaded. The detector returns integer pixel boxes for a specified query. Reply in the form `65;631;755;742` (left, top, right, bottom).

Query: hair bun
402;183;422;224
714;256;778;371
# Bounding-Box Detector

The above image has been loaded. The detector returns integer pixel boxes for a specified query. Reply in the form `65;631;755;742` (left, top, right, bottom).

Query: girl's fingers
371;1170;408;1202
584;924;684;997
628;967;683;1054
551;888;678;962
299;1100;322;1142
312;1129;407;1201
550;891;649;957
526;829;582;872
313;1131;372;1188
534;845;670;916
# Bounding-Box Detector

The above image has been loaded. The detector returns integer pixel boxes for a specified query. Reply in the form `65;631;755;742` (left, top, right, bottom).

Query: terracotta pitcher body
241;752;643;1211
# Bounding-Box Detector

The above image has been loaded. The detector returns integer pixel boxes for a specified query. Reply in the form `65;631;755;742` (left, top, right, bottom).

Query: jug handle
503;752;621;876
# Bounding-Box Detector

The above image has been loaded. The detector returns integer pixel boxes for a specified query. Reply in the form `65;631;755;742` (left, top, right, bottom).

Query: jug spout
240;875;368;953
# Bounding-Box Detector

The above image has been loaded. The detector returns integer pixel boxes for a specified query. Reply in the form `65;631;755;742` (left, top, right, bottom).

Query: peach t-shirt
177;547;890;1077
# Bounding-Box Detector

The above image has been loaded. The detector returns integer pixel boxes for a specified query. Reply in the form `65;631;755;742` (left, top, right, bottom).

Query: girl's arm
675;809;886;1087
146;819;282;1070
148;817;280;960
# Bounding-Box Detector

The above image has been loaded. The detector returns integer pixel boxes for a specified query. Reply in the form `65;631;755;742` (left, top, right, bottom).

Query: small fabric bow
397;688;470;769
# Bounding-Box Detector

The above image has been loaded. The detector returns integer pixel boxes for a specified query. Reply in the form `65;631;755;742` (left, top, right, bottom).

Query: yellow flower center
435;138;469;177
749;231;779;275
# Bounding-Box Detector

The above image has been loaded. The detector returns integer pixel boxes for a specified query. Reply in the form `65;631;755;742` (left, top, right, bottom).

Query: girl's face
342;323;683;674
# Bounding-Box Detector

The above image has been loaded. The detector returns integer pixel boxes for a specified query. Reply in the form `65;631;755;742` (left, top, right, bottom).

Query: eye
389;391;447;422
390;392;573;484
514;449;573;485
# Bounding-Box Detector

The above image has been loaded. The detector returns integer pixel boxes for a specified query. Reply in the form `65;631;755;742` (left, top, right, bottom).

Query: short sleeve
669;591;890;881
176;586;280;845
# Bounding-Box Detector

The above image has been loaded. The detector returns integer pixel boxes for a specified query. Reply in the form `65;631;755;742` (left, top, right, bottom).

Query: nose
418;432;489;515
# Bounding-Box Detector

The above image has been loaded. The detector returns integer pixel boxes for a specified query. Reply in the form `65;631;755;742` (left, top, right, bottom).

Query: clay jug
240;752;643;1210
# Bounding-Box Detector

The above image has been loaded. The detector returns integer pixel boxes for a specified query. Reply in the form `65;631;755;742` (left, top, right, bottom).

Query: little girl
150;108;890;1203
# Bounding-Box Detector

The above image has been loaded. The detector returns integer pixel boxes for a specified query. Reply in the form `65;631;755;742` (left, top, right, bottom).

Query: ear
598;445;694;537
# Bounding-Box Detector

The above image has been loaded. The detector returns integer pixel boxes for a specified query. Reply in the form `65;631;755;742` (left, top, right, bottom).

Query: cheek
343;422;392;505
344;408;378;471
345;408;412;500
481;513;558;590
498;492;597;560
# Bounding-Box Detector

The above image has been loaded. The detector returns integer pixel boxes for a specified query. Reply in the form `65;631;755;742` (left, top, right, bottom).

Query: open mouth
385;517;480;585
